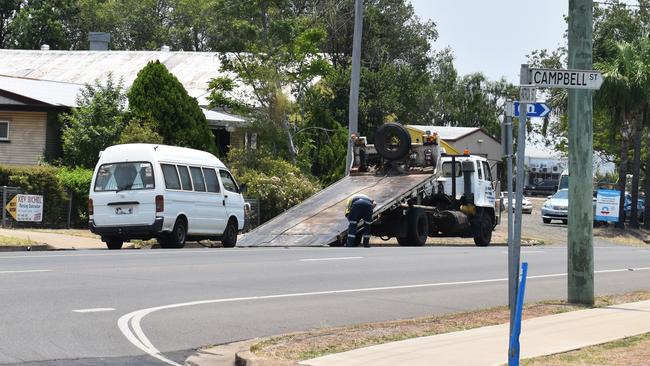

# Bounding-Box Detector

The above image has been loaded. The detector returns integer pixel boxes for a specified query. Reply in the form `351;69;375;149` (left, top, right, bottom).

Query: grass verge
251;291;650;362
0;235;36;246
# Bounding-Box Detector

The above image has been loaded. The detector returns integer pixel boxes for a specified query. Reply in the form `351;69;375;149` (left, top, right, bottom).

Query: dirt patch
0;235;35;246
521;333;650;365
14;228;100;239
593;225;650;246
250;291;650;362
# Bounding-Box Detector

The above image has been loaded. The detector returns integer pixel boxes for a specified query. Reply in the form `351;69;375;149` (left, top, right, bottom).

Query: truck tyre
398;208;428;246
374;123;412;161
160;218;187;249
105;237;123;250
221;218;238;248
474;212;493;247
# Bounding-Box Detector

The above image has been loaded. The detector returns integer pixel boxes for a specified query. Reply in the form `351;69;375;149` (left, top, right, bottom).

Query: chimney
160;45;170;52
88;32;111;51
40;44;50;51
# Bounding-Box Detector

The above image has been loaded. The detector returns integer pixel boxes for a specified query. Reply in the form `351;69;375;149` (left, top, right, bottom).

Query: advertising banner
595;189;620;222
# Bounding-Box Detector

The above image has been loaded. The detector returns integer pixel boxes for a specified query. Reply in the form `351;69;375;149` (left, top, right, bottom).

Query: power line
594;1;649;8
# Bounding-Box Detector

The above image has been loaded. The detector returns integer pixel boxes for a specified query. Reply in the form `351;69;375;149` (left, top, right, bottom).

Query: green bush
56;167;94;226
227;149;321;223
0;165;93;227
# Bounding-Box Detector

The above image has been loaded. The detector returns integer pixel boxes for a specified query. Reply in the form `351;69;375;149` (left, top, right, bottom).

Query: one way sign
513;102;551;118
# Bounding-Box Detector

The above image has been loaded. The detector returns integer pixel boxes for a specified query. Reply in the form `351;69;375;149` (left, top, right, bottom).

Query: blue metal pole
508;262;529;366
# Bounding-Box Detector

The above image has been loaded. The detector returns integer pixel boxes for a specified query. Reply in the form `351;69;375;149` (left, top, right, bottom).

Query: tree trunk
283;117;297;164
629;111;643;229
645;124;650;229
617;113;629;229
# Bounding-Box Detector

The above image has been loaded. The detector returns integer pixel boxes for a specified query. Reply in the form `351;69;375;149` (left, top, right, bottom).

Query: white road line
73;308;115;313
501;250;545;254
0;269;51;274
0;248;297;260
117;266;650;366
300;257;363;262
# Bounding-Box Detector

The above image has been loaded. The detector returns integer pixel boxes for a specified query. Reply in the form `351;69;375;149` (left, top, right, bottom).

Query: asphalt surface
1;232;650;366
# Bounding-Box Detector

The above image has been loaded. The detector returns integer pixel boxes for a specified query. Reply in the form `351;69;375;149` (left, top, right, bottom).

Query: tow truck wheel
398;208;428;246
474;212;493;247
374;123;412;161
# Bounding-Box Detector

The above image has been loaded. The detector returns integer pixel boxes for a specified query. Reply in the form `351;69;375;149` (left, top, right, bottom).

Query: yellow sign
5;195;17;220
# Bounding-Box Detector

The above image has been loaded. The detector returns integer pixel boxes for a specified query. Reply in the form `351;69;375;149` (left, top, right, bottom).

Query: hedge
0;165;93;227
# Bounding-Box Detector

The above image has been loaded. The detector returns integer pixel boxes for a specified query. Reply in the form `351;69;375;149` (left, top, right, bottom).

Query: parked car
524;180;558;196
541;189;568;224
89;143;247;250
502;192;533;214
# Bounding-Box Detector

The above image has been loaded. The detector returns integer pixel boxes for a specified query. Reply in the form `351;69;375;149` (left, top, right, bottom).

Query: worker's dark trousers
347;200;373;247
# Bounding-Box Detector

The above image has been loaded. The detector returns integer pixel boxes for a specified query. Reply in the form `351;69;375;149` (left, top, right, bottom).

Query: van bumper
89;217;165;240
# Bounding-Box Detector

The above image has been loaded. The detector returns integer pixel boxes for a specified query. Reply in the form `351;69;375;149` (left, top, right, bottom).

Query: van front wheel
221;219;238;248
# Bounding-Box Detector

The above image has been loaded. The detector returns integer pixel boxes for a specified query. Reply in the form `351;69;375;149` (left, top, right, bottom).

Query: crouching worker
345;194;376;247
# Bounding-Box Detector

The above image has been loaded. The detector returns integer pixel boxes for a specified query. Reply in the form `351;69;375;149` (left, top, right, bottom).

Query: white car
502;192;533;214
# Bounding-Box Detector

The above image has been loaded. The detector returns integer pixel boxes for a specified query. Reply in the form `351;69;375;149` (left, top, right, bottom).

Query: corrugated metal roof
0;75;83;106
407;125;481;141
0;49;243;101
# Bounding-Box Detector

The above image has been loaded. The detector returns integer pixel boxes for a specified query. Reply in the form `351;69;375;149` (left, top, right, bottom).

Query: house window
0;121;8;140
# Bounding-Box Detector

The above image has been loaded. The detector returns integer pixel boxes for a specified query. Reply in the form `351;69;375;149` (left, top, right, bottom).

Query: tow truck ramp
237;173;435;247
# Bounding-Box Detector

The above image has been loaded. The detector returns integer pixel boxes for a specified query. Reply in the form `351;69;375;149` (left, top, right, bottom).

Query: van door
219;169;245;230
202;167;228;234
92;162;157;227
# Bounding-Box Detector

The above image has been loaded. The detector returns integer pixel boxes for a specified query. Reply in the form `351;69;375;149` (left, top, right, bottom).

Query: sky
409;0;568;84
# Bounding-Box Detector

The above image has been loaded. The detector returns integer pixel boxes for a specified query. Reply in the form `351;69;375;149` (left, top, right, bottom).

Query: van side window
202;168;220;193
161;164;181;190
177;165;193;191
219;170;240;193
190;166;206;192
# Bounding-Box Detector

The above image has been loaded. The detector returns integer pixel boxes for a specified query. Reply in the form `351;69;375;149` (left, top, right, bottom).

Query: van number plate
115;207;133;215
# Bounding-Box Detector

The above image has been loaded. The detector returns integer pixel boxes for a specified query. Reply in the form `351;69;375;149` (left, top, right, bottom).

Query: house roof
0;49;226;101
204;109;246;127
0;74;83;107
406;125;483;141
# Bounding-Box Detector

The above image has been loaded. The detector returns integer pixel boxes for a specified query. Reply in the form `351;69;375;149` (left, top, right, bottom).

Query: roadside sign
4;194;43;222
595;189;620;222
513;102;551;118
5;195;17;220
519;86;536;103
529;68;603;90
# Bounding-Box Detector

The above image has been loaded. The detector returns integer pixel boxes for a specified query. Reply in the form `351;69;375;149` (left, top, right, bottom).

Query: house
406;125;502;163
0;48;250;165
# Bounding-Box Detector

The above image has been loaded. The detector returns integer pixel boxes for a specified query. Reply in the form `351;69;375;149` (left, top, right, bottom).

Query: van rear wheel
161;218;187;248
105;238;123;250
221;219;238;248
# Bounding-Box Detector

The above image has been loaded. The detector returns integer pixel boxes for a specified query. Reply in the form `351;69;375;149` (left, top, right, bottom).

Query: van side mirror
240;184;248;194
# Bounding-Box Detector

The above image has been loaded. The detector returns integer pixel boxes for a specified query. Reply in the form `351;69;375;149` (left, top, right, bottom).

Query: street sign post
513;102;551;118
519;85;536;103
529;68;603;90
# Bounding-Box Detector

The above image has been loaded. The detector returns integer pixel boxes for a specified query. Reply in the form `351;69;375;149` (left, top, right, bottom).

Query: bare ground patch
250;291;650;362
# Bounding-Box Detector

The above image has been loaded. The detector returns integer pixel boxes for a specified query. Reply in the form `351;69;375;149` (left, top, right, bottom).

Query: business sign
4;194;43;222
519;86;537;103
595;189;620;222
529;68;603;90
513;102;551;118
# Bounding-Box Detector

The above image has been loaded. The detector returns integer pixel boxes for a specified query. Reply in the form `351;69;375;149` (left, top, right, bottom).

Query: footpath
189;300;650;366
0;228;104;249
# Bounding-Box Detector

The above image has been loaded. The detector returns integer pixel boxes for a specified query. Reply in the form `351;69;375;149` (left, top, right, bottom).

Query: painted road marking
0;269;51;274
300;257;363;262
73;308;115;313
501;250;545;254
117;266;650;366
0;248;299;260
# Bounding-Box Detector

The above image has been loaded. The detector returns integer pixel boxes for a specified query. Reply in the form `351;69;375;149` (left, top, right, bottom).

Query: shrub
227;149;321;223
56;167;94;226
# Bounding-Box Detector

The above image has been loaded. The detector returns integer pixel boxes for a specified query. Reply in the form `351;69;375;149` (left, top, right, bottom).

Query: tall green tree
6;0;79;49
60;75;128;168
128;60;217;152
0;0;22;48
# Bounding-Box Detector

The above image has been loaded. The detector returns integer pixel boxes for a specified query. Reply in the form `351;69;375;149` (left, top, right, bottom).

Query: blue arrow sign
513;102;551;117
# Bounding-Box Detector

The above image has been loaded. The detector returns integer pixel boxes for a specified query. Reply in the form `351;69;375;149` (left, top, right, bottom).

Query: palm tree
596;40;650;228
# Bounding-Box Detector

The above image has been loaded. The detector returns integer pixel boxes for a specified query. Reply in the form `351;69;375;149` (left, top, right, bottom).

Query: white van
89;144;246;249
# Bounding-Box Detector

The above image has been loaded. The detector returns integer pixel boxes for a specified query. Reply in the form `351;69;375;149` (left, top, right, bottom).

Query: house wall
452;131;502;162
0;111;47;165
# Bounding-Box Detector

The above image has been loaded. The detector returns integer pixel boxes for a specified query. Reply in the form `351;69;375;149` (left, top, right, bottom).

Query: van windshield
94;162;155;192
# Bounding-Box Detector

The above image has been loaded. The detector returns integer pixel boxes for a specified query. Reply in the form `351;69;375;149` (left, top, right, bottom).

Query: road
1;240;649;365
